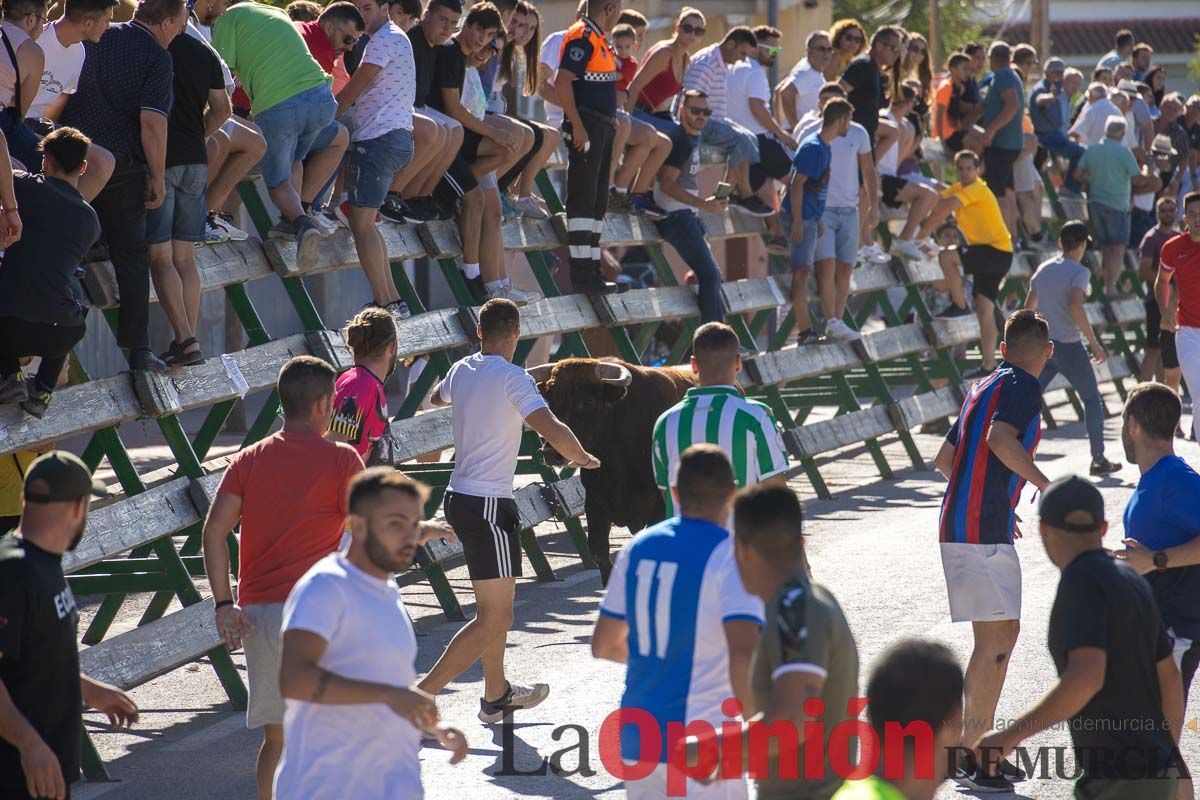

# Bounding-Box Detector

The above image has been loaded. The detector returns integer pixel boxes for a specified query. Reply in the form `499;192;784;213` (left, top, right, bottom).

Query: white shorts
242;602;286;728
1175;327;1200;441
1014;154;1038;193
940;543;1021;622
421;105;462;131
623;762;749;800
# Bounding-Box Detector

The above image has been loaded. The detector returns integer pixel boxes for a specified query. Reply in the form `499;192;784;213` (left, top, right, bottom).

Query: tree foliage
832;0;997;66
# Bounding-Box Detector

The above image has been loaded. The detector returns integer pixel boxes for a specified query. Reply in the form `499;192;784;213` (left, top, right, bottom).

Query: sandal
161;337;204;367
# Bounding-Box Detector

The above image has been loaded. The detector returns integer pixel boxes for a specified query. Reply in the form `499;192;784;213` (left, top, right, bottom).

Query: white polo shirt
779;58;824;121
538;29;566;128
439;353;547;499
726;58;771;135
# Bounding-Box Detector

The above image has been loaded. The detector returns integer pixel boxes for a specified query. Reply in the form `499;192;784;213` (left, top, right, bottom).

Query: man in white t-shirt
534;0;584;129
275;469;468;800
774;30;832;130
24;0;116;202
795;84;876;342
1070;82;1121;146
335;0;416;319
419;299;600;723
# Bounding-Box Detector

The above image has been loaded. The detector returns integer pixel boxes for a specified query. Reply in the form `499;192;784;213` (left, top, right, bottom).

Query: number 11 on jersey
633;559;678;659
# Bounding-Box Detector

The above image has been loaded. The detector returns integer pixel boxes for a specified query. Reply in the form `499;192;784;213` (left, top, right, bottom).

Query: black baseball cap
1039;475;1105;533
1059;219;1090;250
23;452;107;504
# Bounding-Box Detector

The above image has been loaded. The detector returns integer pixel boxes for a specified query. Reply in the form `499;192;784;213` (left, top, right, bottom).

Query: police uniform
559;16;618;292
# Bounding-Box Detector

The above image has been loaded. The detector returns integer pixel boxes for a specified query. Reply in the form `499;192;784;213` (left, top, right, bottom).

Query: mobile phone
714;182;732;200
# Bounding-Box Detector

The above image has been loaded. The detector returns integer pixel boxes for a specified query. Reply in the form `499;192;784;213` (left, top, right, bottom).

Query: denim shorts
347;128;414;209
254;83;338;188
815;206;860;264
1089;202;1131;247
780;212;820;272
145;163;208;244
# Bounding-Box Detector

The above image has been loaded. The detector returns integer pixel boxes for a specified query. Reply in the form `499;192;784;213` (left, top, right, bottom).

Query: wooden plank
502;218;564;252
84;240;271;309
171;334;322;410
551;475;586;519
849;262;901;295
860;323;931;363
743;343;860;387
599;285;699;326
784;405;895;458
1083;302;1108;327
601;208;765;248
416;220;462;260
0;375;141;457
895;387;963;429
65;478;198;574
1108;298;1145;325
930;316;981;349
394;309;473;362
722;277;788;316
894;256;946;287
384;408;454;464
519;294;603;338
514;483;558;529
264;223;427;277
80;600;222;691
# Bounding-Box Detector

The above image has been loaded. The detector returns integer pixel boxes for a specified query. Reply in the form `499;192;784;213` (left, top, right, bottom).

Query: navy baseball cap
1039;475;1105;533
23;452;107;504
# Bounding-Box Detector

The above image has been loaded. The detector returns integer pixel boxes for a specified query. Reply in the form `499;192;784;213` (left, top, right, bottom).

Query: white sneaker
917;237;940;257
201;218;229;246
310;210;340;237
515;195;550;220
206;211;249;242
488;285;543;305
889;238;923;261
863;243;891;263
825;318;862;341
384;300;411;321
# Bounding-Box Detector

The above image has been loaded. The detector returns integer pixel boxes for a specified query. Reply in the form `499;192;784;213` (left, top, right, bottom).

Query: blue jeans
347;128;414;208
655;211;724;323
145;163;208;244
1089;202;1131;247
815;206;859;264
254;83;338;188
699;117;759;168
780;211;820;271
1039;339;1105;459
1035;130;1085;193
632;107;677;135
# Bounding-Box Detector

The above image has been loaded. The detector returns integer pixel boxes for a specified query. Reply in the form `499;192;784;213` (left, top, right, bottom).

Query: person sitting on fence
650;89;728;325
0;128;100;419
774;30;831;131
0;0;50;173
1029;57;1085;199
23;0;118;202
877;83;940;261
934;53;980;158
916;149;1014;377
1070;82;1120;147
782;97;851;345
679;26;774;218
331;0;422;318
146;17;230;369
794;83;875;342
202;355;366;800
211;0;349;271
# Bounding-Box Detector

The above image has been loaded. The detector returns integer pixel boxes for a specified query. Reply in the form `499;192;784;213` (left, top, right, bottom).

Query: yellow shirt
942;179;1013;252
0;451;36;518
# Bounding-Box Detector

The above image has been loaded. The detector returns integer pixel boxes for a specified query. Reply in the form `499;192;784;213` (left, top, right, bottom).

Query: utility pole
1030;0;1050;66
928;0;941;71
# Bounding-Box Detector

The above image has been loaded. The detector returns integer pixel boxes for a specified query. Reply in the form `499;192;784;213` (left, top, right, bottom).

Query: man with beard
275;469;467;799
201;356;365;800
0;453;138;800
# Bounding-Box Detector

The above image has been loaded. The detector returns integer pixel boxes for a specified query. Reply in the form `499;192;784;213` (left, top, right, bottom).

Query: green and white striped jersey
652;385;790;517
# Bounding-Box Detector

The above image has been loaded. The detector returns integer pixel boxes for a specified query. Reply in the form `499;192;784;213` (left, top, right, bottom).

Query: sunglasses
685;106;712;117
811;45;833;53
762;45;780;57
339;33;356;48
842;33;864;43
909;45;925;54
679;23;704;36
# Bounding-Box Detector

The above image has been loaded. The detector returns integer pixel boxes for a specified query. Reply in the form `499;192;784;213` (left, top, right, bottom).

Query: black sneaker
631;192;668;220
20;389;51;419
936;303;973;319
129;347;168;373
733;196;775;217
294;215;322;271
607;188;634;214
571;270;617;295
996;757;1027;781
957;767;1014;793
1089;457;1122;476
379;194;410;224
796;328;823;345
477;681;550;724
462;274;488;304
400;196;433;224
0;373;26;404
432;196;457;221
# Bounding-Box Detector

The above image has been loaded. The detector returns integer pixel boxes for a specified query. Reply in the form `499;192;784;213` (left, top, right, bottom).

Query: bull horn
526;364;555;383
594;362;632;387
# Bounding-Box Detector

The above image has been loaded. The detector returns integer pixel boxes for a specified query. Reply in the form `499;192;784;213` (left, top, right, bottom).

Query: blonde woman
624;7;706;132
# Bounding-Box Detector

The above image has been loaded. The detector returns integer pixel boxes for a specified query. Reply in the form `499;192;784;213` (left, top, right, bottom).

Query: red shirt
297;20;337;75
1160;233;1200;328
217;431;364;605
616;54;637;93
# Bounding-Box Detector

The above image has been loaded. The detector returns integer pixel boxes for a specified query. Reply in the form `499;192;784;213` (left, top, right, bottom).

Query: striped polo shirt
940;363;1043;545
652;385;789;518
680;43;729;120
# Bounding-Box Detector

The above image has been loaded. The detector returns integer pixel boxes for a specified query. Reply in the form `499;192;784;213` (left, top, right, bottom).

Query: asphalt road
73;387;1200;800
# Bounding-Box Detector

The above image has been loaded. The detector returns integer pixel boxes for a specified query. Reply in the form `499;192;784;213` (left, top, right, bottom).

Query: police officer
553;0;623;294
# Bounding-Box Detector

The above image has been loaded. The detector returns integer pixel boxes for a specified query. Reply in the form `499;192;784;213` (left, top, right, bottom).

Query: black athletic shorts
1145;297;1162;348
756;135;792;180
982;146;1019;195
435;153;480;205
961;244;1013;302
945;130;967;155
1162;329;1179;370
444;490;522;580
461;128;484;163
881;175;908;209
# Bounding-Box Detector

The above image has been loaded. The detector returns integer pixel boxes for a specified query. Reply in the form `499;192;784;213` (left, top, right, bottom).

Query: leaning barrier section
0;143;1155;780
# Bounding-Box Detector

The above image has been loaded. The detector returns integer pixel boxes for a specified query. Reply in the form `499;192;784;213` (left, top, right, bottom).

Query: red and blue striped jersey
940;363;1043;545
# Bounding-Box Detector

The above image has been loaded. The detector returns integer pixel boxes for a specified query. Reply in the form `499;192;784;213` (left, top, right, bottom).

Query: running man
933;309;1052;793
418;299;600;722
592;445;762;800
652;322;789;519
1156;192;1200;441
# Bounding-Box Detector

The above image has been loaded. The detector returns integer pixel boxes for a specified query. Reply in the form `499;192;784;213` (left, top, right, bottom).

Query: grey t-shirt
1031;256;1091;342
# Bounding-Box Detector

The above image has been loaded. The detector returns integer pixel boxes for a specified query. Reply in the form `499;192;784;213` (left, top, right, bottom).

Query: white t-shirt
187;19;234;90
274;553;421;800
28;21;84;120
877;109;900;178
726;58;771;136
440;353;548;498
797;114;872;209
1069;97;1120;146
538;30;566;127
352;22;416;141
779;58;823;122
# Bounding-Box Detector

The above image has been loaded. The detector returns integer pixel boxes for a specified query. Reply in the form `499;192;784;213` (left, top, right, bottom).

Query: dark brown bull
528;357;697;585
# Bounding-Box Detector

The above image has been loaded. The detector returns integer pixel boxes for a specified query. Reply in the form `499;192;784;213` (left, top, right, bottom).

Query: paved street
74;387;1200;800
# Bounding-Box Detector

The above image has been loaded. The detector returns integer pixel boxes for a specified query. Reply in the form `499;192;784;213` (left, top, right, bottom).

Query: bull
528;357;697;585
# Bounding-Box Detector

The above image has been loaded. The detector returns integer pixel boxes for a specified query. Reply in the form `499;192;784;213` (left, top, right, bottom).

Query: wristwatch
1153;550;1169;572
